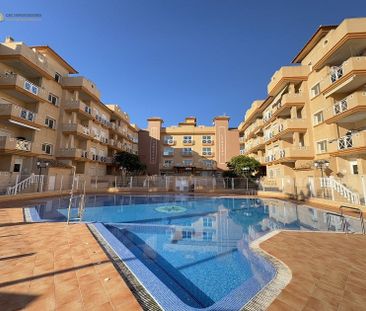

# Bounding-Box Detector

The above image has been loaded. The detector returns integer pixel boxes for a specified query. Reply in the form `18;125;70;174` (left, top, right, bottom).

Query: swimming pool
26;195;363;310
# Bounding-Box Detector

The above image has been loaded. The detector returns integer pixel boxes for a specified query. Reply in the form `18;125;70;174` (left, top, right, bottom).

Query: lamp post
242;167;250;190
36;161;49;192
314;160;330;198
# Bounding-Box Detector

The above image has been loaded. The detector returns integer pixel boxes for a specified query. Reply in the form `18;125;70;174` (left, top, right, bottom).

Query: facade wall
139;116;239;176
0;37;138;187
238;17;366;197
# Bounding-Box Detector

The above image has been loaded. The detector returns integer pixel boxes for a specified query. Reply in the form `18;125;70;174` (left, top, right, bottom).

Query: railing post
14;175;19;195
231;178;234;190
60;175;63;193
361;175;366;206
130;176;133;189
114;176;117;188
95;175;98;189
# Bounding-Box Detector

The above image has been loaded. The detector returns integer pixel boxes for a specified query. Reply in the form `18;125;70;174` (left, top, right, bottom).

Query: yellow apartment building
139;116;240;176
0;37;138;191
239;17;366;203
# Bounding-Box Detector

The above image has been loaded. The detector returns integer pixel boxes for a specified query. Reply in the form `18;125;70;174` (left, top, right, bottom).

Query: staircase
6;174;44;195
320;177;360;204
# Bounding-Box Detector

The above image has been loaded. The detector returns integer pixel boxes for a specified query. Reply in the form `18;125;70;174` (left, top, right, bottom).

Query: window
182;159;193;166
41;143;53;155
203;231;213;241
316;140;327;153
183;136;193;144
202;147;212;156
182;147;192;155
45;117;56;129
164;135;174;144
13;164;21;172
163;147;174;156
163;160;173;167
48;93;59;106
182;230;192;239
310;83;320;98
203;160;213;167
202;135;212;144
54;72;62;83
350;160;359;175
203;217;213;227
313;111;324;125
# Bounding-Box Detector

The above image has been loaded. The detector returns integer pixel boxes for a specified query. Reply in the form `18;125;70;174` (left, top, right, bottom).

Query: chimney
5;36;15;43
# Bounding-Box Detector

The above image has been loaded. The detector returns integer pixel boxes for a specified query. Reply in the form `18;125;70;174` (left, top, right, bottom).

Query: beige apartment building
0;37;138;191
139;116;239;175
239;17;366;203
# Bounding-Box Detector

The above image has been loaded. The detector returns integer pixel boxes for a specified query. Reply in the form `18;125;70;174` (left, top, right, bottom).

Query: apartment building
239;17;366;200
139;116;239;175
0;37;138;189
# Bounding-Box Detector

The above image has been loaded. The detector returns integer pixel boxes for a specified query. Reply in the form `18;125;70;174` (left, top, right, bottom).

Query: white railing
337;135;353;150
333;98;348;115
320;177;360;204
330;66;343;83
6;174;43;195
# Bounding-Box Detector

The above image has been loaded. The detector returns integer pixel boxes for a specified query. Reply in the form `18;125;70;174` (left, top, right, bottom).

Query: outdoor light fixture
36;161;49;192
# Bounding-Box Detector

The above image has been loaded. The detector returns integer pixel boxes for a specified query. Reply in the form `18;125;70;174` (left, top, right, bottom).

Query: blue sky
1;1;365;128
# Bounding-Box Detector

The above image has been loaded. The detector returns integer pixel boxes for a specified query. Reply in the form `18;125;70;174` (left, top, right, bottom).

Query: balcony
62;76;100;101
57;148;89;161
0;43;53;79
329;131;366;156
270;93;306;121
245;136;265;153
267;65;310;96
324;90;366;124
266;118;308;143
62;123;91;139
64;100;93;120
0;103;41;128
276;146;313;162
244;119;264;140
0;73;48;103
323;57;366;97
0;136;35;155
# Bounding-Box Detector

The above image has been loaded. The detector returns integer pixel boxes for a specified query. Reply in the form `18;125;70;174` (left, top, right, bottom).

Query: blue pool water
27;195;363;310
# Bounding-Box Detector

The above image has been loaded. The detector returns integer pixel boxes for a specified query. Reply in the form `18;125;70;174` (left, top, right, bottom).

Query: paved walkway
264;231;366;311
0;208;141;311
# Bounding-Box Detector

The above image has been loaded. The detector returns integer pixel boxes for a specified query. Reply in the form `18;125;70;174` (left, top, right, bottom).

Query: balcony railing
63;123;91;137
329;131;366;154
324;91;366;124
0;103;38;124
323;57;366;94
0;136;32;152
0;44;53;77
57;148;89;159
0;73;48;101
164;139;176;145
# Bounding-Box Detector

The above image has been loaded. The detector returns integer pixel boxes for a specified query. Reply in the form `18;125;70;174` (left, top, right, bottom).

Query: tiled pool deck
0;204;366;310
0;208;141;311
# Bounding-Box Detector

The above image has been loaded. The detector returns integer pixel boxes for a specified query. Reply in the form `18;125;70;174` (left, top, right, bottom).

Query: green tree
226;155;261;177
114;151;146;174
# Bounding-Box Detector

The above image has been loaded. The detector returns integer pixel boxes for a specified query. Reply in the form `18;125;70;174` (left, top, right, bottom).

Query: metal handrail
339;205;365;234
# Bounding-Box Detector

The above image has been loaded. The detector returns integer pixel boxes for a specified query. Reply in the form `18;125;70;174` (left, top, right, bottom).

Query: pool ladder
325;205;365;234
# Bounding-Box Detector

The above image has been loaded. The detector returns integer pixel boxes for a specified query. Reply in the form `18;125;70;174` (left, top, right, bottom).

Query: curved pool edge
88;222;281;311
242;230;292;310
